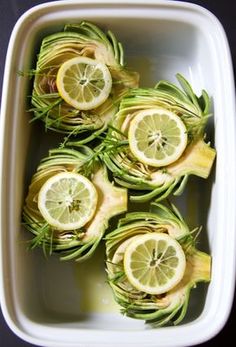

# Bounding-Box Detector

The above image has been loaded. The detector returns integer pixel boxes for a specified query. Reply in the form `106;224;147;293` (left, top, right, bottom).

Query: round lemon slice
38;172;98;230
128;108;188;167
123;233;186;295
56;56;112;110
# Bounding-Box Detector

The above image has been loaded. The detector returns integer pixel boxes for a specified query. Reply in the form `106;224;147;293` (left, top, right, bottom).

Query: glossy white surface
0;1;235;346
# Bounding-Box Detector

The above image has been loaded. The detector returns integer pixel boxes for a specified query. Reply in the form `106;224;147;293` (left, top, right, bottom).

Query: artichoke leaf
102;74;215;201
23;146;127;262
105;203;211;326
30;21;139;141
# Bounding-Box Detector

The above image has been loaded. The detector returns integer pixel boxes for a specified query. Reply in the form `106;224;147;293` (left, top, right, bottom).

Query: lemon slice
123;233;186;295
128;108;188;167
56;56;112;110
112;235;139;266
38;172;98;230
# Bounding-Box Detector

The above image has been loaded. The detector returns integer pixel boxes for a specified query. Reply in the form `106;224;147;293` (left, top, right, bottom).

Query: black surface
0;1;235;346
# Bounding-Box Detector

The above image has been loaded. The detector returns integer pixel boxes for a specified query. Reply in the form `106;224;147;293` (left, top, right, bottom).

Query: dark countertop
0;1;235;346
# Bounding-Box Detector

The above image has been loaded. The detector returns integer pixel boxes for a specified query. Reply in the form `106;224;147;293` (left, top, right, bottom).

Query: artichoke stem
187;249;211;283
167;139;216;179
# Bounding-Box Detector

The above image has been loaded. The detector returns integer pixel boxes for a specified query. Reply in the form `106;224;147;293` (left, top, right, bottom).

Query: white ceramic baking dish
1;1;236;346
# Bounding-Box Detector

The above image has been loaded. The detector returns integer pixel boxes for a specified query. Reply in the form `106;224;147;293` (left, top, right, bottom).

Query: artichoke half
105;202;211;326
102;74;216;202
23;146;127;262
31;21;139;143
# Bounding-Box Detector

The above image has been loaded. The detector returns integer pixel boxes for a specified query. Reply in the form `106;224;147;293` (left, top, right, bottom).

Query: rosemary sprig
29;95;63;123
107;271;126;285
28;222;53;255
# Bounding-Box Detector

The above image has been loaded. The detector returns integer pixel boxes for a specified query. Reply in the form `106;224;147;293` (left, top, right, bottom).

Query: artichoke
105;202;211;326
102;74;216;202
30;21;139;143
23;146;127;262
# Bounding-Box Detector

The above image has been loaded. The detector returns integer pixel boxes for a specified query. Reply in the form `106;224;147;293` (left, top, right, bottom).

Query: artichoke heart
102;74;216;202
23;146;127;262
105;202;211;326
30;21;139;143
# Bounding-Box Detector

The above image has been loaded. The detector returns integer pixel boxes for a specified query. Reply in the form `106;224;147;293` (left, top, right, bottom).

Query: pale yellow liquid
75;244;120;313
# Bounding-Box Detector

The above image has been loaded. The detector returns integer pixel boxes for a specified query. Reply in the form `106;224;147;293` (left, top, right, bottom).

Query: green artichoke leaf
105;203;211;327
23;146;127;262
30;21;139;142
106;203;190;260
102;74;216;202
